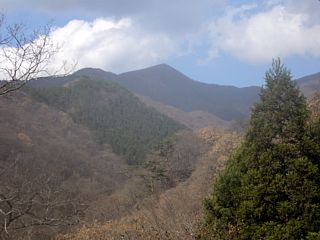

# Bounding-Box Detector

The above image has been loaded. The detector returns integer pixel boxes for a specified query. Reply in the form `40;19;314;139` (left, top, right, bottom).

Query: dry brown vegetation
58;128;241;240
3;88;318;239
308;92;320;119
0;91;212;239
0;91;130;239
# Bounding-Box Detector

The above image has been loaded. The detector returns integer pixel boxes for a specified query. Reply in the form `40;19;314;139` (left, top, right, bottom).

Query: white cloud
207;2;320;63
49;18;176;73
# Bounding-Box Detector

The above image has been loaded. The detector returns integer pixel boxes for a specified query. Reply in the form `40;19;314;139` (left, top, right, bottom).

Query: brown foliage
308;92;320;120
0;92;131;239
58;129;241;240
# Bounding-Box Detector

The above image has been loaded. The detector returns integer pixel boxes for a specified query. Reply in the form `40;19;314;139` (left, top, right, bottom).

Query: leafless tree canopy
0;157;87;239
0;14;73;95
0;14;82;239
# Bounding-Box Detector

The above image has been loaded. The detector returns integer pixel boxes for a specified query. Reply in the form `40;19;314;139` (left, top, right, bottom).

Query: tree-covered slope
26;77;185;164
0;91;136;239
34;65;320;123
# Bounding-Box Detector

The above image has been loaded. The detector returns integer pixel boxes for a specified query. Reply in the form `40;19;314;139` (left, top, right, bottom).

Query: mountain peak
149;63;174;70
116;64;260;121
122;63;180;75
74;68;117;80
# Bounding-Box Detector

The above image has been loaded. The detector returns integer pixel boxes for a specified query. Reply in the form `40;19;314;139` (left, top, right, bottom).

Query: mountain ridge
29;64;320;121
67;64;259;121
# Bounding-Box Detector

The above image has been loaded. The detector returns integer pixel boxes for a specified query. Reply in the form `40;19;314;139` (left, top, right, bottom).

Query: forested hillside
26;77;184;164
0;92;132;239
36;66;259;121
0;90;207;240
42;64;318;123
136;94;231;130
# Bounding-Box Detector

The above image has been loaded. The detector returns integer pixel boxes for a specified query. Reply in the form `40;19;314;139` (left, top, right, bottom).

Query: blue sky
1;0;320;87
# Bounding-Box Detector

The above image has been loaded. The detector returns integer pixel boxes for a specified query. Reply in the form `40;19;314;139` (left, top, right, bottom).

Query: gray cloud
284;0;320;23
1;0;148;15
206;0;320;63
0;0;225;36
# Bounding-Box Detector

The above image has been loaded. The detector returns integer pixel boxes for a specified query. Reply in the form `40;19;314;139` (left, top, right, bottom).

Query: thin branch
0;15;75;96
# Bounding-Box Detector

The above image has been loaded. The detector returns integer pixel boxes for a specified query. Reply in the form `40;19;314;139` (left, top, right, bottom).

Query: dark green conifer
201;59;320;239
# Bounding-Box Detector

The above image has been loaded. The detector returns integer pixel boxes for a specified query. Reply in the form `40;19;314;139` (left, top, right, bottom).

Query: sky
1;0;320;87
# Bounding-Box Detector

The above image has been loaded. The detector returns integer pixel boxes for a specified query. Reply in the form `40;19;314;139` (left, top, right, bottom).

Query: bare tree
0;14;78;234
0;156;87;239
0;14;73;95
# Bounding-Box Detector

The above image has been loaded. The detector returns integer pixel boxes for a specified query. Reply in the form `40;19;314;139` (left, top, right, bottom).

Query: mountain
29;65;320;123
296;72;320;97
117;64;260;121
116;65;319;120
66;65;260;121
30;68;117;88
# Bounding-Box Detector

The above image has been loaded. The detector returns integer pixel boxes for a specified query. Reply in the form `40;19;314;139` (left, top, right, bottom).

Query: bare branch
0;14;75;96
0;163;87;237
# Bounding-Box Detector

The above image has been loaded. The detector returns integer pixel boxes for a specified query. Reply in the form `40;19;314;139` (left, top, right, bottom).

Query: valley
1;63;319;239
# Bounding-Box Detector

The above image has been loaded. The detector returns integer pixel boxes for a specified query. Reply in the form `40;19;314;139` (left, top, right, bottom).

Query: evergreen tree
201;59;320;239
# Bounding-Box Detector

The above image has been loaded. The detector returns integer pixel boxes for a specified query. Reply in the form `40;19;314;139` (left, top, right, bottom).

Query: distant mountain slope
137;94;231;130
296;72;320;97
30;68;118;88
26;76;184;164
29;65;320;122
117;64;260;121
33;66;260;121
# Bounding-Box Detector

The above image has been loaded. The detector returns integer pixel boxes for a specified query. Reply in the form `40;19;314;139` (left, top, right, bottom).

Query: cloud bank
2;0;320;71
207;1;320;63
49;18;175;72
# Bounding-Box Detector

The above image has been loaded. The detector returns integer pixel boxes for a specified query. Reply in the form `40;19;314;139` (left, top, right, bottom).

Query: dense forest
26;77;184;164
